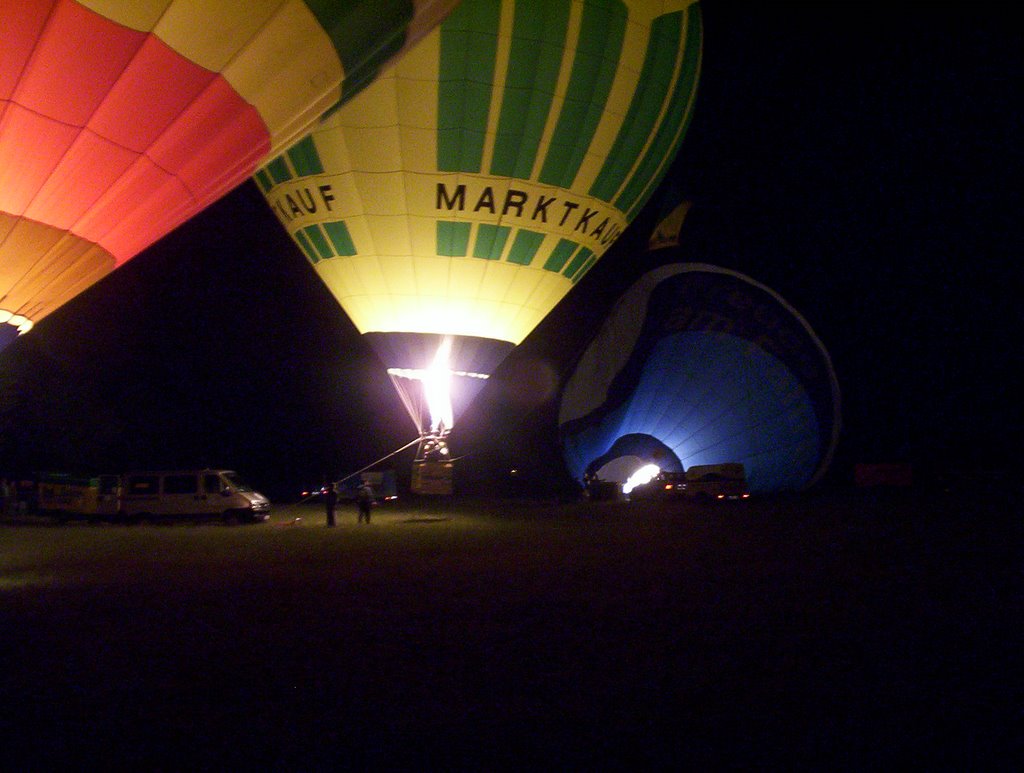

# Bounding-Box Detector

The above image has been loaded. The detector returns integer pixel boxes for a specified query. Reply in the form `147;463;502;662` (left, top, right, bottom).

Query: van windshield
221;472;254;492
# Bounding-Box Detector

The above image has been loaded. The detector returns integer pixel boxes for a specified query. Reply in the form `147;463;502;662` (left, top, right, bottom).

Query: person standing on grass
356;479;374;524
324;481;338;527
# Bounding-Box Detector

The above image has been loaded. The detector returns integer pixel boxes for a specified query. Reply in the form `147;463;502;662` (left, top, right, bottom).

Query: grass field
2;491;1020;769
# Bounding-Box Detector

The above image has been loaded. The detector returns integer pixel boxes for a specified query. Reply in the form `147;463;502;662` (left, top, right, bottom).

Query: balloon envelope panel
559;264;841;493
0;0;456;351
256;0;703;378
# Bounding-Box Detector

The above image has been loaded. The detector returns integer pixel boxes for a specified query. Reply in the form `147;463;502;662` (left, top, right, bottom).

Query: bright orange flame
386;338;489;435
423;338;453;434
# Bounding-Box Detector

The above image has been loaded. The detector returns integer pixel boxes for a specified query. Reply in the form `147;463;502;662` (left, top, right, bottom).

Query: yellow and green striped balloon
257;0;702;421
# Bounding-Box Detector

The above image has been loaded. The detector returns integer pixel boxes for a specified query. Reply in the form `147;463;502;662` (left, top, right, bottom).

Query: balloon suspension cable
335;436;421;487
388;371;425;435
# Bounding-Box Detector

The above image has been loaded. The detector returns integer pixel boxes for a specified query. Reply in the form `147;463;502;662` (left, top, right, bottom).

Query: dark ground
1;490;1020;770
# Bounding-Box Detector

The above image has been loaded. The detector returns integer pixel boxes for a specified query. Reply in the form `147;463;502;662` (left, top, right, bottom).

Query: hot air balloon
558;264;841;494
255;0;703;490
0;0;457;353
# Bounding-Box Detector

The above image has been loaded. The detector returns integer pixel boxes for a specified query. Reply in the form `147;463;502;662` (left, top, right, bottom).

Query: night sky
0;3;1018;499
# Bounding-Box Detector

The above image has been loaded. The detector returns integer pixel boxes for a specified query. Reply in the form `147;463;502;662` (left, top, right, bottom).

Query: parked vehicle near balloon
119;470;271;524
683;464;750;502
36;472;120;521
337;470;399;503
36;469;270;524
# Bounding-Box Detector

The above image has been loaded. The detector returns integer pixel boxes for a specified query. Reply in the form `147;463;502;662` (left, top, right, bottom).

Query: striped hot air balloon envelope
0;0;458;352
256;0;703;467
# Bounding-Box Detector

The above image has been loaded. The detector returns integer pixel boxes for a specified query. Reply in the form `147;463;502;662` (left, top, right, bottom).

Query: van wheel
222;510;240;526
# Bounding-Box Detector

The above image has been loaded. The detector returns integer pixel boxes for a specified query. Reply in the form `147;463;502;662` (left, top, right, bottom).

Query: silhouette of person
356;480;374;524
324;482;338;527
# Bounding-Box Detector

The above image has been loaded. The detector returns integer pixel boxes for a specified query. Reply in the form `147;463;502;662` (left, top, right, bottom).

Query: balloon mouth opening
387;337;489;439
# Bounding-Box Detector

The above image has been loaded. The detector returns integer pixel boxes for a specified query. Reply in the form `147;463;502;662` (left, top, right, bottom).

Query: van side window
164;474;198;495
203;474;222;494
127;475;158;495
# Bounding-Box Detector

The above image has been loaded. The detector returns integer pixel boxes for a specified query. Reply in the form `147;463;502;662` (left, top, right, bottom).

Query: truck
36;469;271;524
337;470;398;502
684;463;750;502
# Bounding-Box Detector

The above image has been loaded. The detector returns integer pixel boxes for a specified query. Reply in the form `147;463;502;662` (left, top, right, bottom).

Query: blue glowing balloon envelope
558;264;841;493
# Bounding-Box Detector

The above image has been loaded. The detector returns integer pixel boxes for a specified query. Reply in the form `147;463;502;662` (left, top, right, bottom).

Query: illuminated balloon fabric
256;0;703;420
558;264;841;493
0;0;457;354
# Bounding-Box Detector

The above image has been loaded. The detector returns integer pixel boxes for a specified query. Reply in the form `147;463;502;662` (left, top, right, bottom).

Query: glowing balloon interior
256;0;703;455
0;0;457;354
559;264;841;494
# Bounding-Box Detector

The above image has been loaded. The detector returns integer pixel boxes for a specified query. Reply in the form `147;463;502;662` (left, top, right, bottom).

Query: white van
119;470;270;524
